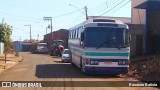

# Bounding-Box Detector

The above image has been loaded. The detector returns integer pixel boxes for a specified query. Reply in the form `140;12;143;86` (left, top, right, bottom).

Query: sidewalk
0;54;23;73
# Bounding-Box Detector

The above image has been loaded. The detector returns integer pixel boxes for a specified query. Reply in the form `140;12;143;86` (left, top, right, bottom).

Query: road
0;52;158;90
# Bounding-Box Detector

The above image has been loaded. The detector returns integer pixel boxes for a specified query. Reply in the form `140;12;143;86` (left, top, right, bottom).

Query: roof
88;16;131;24
70;16;130;30
134;0;160;10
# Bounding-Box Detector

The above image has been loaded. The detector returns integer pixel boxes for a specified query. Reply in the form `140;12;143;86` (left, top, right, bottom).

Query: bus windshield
84;27;129;48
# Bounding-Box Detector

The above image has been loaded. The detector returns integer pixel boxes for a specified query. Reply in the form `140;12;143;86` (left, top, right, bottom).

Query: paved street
0;52;158;90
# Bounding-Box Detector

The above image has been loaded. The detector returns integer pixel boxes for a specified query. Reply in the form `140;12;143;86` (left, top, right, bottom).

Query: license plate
104;61;112;64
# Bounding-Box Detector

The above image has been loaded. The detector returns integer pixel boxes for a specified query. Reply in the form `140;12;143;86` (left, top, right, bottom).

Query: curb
0;57;24;74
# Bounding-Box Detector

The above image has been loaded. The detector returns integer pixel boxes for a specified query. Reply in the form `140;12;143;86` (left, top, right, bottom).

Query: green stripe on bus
85;52;129;56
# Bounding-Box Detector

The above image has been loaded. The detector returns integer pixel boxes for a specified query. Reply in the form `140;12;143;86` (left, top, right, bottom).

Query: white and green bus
68;18;130;74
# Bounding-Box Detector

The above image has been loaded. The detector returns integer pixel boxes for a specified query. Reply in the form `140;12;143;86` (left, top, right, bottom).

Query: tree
0;23;12;52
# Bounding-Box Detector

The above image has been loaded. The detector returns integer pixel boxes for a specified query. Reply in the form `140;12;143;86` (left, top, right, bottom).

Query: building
43;29;69;49
13;41;32;52
132;0;160;55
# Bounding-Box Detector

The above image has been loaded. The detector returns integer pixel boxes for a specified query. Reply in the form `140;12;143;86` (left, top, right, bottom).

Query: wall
43;29;69;49
147;11;160;54
128;24;145;56
131;0;147;24
0;42;4;54
148;11;160;35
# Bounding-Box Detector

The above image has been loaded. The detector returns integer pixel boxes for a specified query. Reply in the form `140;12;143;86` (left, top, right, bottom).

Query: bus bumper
85;66;128;74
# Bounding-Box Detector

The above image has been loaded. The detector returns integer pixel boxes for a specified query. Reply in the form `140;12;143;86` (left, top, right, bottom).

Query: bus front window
84;27;129;48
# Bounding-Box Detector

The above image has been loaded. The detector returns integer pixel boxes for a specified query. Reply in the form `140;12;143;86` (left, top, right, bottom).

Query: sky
0;0;131;41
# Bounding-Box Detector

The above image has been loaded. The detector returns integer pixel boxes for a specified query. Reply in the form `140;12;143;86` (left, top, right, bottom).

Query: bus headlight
118;60;127;65
122;61;125;64
90;61;95;65
90;61;99;65
94;61;99;65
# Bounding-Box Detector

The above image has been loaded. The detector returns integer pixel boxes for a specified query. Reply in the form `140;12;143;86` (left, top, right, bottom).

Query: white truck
31;43;48;54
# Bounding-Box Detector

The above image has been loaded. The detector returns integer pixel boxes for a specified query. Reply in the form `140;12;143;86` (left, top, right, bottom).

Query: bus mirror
81;32;84;41
129;35;131;42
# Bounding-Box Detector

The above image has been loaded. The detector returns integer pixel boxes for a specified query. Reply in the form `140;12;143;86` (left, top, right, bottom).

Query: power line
109;0;131;15
99;0;128;16
52;10;81;18
0;1;67;12
89;0;117;10
0;14;41;21
88;0;120;15
65;13;84;29
0;10;40;20
0;9;81;22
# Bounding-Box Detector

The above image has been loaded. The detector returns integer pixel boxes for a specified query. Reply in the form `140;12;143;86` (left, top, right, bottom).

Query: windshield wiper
96;34;108;49
96;41;107;49
117;45;122;50
117;45;128;49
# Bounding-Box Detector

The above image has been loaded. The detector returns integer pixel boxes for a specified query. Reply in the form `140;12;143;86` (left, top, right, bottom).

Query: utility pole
43;17;53;38
85;6;88;20
24;25;32;42
69;4;88;20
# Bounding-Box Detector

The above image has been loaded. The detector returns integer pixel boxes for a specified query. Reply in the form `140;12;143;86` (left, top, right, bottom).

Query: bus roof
69;18;127;30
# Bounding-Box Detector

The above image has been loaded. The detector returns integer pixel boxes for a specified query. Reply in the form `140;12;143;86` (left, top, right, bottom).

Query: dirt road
0;52;158;90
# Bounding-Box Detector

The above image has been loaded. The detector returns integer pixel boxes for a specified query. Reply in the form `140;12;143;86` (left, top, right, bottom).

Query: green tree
0;23;12;52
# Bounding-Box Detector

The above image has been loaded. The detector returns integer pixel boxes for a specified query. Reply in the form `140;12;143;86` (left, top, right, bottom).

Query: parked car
61;49;70;62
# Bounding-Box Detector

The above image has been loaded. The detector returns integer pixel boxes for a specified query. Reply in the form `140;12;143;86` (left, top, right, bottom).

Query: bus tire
70;53;75;66
70;58;73;65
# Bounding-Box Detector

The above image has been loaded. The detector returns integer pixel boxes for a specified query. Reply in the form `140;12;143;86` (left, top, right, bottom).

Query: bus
68;18;130;74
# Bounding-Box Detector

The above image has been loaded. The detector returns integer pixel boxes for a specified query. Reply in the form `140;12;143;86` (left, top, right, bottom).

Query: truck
31;42;48;54
43;29;69;56
49;40;65;56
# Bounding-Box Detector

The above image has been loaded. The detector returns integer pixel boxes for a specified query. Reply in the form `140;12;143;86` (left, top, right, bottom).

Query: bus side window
74;30;76;39
78;29;81;38
76;28;79;38
81;32;85;41
71;30;73;39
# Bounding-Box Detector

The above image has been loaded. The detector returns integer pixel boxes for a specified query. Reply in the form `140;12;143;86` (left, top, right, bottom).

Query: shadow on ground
54;61;64;63
35;63;119;78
